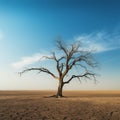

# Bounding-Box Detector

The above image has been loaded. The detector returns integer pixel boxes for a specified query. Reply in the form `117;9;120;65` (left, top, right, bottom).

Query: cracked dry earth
0;91;120;120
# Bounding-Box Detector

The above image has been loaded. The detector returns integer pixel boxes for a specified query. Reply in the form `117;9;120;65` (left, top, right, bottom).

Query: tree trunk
57;80;64;97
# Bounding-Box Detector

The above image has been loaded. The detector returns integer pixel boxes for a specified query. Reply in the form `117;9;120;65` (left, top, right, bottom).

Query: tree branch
57;40;68;57
64;72;96;84
68;51;97;70
19;67;59;80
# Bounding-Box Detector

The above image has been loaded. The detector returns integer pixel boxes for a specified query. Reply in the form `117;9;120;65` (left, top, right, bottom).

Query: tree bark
57;79;64;97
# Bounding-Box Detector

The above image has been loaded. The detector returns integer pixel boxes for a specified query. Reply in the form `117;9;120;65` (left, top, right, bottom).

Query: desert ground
0;90;120;120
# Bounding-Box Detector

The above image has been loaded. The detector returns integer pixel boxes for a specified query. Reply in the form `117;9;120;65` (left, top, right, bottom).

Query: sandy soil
0;90;120;120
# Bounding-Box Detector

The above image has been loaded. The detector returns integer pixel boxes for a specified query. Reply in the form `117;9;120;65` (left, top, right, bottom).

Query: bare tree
19;40;97;97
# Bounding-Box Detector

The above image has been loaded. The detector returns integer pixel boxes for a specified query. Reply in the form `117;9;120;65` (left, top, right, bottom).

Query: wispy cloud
11;53;48;69
12;31;120;69
75;31;120;53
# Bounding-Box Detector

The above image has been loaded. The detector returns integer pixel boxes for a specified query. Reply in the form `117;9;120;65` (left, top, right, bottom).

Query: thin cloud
11;53;48;69
12;31;120;68
75;31;120;53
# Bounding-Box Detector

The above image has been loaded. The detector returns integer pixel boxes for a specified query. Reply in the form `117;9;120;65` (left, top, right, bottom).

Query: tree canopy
20;40;98;97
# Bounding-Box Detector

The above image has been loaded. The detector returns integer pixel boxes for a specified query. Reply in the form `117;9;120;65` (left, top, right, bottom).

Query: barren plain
0;90;120;120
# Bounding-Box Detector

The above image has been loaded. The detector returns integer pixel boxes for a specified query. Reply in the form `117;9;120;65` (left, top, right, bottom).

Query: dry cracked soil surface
0;90;120;120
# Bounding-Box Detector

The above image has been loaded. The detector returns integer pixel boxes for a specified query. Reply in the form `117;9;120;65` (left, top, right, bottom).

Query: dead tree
19;40;97;97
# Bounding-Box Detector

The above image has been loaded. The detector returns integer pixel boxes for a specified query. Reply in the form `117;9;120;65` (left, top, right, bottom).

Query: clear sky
0;0;120;90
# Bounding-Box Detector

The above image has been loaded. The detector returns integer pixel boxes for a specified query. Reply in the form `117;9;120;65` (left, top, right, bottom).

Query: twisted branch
19;67;59;80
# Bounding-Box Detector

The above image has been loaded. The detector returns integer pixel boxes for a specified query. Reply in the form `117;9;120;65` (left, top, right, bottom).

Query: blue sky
0;0;120;90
